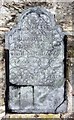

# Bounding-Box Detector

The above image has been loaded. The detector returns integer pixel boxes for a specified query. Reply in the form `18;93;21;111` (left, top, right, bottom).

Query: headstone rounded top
5;7;64;49
5;7;65;86
19;7;55;27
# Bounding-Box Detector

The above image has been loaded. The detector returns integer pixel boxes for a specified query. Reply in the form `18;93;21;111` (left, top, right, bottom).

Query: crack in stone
32;86;34;106
9;82;34;87
55;99;65;113
19;91;21;111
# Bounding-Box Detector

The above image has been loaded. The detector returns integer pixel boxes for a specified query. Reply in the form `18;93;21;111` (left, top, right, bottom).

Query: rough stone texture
34;85;66;113
9;86;33;112
0;0;73;118
0;6;12;27
9;85;66;113
5;7;67;113
72;59;74;112
5;7;64;86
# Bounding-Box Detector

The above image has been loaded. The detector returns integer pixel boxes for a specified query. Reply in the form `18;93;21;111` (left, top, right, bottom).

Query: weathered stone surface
9;85;66;113
56;100;67;113
5;7;67;113
34;85;65;113
9;86;20;111
5;7;64;86
9;86;33;112
0;1;73;117
0;6;12;26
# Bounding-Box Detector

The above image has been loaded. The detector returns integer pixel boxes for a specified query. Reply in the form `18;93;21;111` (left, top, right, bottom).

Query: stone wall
0;0;73;119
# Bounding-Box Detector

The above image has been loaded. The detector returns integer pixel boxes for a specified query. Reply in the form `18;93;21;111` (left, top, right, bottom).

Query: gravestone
5;7;67;113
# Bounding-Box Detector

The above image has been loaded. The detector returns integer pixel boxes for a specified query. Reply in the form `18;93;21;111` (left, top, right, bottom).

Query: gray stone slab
5;7;64;86
9;86;20;111
34;85;65;113
9;85;66;113
9;86;33;112
20;87;33;111
5;7;67;113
